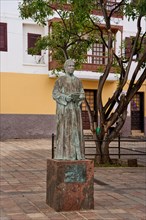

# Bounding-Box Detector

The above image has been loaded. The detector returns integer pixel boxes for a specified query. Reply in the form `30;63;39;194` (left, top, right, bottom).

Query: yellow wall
1;72;56;114
82;80;117;105
1;72;145;116
82;80;98;89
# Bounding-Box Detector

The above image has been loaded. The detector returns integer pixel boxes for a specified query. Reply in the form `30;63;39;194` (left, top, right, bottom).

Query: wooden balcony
48;54;116;73
50;1;123;19
92;1;123;19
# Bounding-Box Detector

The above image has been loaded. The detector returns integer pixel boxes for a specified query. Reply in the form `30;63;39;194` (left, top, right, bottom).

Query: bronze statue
52;59;85;160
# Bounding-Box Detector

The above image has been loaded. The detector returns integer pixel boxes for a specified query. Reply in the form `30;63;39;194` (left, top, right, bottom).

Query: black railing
52;133;55;159
51;133;146;162
84;136;121;159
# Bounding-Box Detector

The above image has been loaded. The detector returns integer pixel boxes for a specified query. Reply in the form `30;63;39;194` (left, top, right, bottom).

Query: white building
0;0;146;139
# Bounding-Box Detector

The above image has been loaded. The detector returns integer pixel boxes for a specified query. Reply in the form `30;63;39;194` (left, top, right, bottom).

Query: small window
0;22;7;51
125;37;134;59
138;37;146;60
131;94;140;111
27;33;41;55
92;42;106;65
125;36;146;60
106;0;116;11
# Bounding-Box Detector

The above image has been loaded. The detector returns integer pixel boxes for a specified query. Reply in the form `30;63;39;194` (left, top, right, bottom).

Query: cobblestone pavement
0;139;146;220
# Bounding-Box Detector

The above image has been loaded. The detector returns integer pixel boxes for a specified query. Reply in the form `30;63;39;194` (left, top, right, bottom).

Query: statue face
65;61;75;75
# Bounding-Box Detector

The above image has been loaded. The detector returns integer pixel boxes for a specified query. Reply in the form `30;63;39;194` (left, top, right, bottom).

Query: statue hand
66;95;72;102
78;101;82;107
79;94;85;100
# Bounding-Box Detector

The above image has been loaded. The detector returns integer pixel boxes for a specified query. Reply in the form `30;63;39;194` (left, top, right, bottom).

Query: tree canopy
19;0;146;67
19;0;146;163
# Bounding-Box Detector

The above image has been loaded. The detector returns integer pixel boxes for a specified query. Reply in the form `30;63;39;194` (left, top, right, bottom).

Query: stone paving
0;139;146;220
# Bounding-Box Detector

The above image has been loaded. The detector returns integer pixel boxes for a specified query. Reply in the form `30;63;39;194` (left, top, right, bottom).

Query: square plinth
46;159;94;212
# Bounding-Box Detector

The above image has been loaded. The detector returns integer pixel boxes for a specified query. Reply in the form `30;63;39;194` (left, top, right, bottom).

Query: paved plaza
0;139;146;220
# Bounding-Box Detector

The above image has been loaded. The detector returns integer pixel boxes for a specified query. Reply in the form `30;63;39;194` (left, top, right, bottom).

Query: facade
0;0;146;139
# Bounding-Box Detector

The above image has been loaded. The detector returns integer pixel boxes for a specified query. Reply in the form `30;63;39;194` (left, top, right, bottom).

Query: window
106;0;116;11
96;0;117;11
125;36;146;60
139;37;146;60
125;37;134;59
0;22;7;51
131;94;140;111
82;90;97;130
92;42;107;65
82;90;95;111
27;33;41;55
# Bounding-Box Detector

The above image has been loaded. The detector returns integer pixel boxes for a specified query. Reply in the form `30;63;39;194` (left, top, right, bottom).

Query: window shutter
0;22;7;51
92;42;105;64
28;33;41;55
139;37;146;60
125;37;132;59
125;36;146;60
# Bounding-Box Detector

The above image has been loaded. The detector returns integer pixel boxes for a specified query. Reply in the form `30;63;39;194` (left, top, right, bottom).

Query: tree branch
108;0;125;18
127;51;146;95
126;66;146;103
125;15;142;78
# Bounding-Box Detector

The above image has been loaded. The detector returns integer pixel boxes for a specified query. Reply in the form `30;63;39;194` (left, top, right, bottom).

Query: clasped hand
65;93;81;103
65;94;72;102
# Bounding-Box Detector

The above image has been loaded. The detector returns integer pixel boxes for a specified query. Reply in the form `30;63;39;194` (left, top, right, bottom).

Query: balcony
50;0;123;19
48;53;116;73
92;0;123;19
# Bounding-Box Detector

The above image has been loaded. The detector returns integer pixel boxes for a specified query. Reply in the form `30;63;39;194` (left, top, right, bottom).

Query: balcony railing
48;53;116;73
50;1;123;18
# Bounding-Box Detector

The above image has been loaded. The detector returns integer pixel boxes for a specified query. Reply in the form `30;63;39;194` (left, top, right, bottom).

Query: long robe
52;74;85;160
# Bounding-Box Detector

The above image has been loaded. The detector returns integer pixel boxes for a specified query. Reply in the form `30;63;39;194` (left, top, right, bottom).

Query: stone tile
61;212;86;219
109;209;127;214
1;139;146;220
7;213;30;220
27;213;47;218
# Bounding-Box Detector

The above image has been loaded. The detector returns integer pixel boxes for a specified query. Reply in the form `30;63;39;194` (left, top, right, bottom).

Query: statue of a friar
52;59;85;160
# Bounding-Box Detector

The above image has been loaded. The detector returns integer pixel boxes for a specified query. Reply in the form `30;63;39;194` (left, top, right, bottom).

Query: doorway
131;92;144;132
82;90;97;130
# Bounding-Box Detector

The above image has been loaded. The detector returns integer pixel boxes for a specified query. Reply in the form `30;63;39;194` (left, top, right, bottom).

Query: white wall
1;0;145;77
23;23;45;65
0;0;49;74
123;17;146;80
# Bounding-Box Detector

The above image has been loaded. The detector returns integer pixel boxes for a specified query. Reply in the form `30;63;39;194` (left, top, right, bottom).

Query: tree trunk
94;132;111;164
101;138;111;163
94;132;102;164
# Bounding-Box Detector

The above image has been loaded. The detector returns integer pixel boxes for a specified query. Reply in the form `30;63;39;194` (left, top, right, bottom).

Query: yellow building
0;1;146;139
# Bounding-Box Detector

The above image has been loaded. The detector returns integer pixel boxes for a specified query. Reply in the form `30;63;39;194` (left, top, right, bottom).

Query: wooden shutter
27;33;41;55
0;22;7;51
125;36;146;60
82;90;97;130
92;42;105;64
139;37;146;60
125;37;132;59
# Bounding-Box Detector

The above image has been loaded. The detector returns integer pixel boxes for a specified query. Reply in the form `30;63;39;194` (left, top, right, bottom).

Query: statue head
64;59;75;75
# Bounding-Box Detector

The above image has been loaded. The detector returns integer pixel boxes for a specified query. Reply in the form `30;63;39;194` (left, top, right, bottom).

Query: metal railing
51;133;146;164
